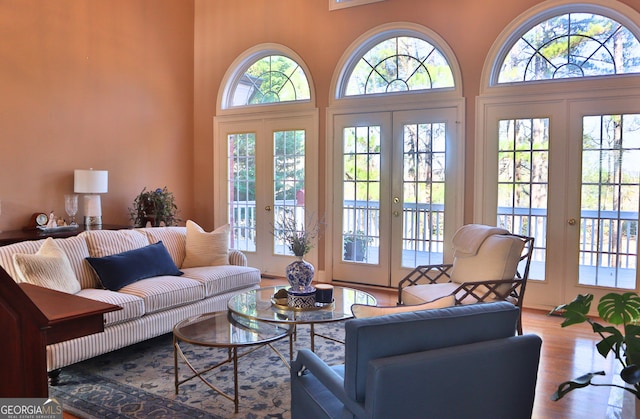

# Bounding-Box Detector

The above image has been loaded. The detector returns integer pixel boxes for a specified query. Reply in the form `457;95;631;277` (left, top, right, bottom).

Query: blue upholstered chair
290;302;542;419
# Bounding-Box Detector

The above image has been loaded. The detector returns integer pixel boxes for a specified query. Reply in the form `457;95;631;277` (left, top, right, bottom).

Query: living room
2;0;640;417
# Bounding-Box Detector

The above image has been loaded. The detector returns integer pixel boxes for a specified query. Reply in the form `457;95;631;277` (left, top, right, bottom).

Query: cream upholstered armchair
398;224;534;334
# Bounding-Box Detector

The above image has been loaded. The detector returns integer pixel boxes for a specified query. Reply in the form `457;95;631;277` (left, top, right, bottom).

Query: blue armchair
290;302;542;419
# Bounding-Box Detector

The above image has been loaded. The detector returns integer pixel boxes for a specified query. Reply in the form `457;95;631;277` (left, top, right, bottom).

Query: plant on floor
549;292;640;400
343;231;370;262
129;187;179;227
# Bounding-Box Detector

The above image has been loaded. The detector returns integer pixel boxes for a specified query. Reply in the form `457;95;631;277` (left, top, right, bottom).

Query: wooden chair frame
398;234;534;334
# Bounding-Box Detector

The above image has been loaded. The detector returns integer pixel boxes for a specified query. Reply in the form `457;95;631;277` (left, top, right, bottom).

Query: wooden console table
0;268;121;397
0;224;130;246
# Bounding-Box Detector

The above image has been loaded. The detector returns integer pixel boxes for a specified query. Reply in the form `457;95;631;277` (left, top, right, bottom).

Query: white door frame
214;110;319;276
476;87;640;311
325;100;464;287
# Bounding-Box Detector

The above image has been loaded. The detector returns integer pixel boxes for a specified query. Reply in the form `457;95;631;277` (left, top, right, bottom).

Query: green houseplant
549;292;640;401
129;187;179;227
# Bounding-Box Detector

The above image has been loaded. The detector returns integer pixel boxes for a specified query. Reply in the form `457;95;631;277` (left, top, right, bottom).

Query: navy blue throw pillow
86;241;183;291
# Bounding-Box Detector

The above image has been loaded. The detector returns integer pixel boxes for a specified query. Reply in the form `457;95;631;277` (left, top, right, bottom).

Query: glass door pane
401;122;446;266
227;132;256;253
341;125;380;264
497;118;549;281
579;114;640;289
273;129;306;256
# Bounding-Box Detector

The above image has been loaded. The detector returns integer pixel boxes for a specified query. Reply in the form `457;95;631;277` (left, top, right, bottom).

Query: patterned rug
49;322;346;419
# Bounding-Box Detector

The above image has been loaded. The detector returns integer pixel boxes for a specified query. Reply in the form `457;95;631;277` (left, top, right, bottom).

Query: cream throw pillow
350;295;455;318
182;220;229;268
450;235;525;284
13;238;81;294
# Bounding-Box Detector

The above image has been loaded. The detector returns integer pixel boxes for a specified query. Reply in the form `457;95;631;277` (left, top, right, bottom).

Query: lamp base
84;215;102;227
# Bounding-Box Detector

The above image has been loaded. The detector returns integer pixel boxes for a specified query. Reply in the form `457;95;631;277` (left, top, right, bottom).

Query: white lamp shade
74;169;108;194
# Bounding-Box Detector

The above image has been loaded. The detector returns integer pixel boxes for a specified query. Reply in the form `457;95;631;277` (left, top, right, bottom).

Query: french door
215;112;318;276
331;108;462;287
565;99;640;304
480;98;640;310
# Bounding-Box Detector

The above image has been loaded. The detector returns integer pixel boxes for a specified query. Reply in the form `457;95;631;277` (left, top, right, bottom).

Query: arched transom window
345;36;454;96
498;12;640;83
229;55;311;107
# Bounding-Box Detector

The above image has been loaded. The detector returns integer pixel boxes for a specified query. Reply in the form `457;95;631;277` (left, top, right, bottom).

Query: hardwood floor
63;279;633;418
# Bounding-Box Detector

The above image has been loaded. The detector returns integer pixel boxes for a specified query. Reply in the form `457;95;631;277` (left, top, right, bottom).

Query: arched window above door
490;4;640;85
219;44;314;112
345;36;454;95
333;23;461;101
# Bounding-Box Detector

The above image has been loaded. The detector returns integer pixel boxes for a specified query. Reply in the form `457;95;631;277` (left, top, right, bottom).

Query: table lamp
74;169;108;226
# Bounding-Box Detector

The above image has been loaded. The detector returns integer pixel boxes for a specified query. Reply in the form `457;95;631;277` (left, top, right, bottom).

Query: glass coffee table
173;311;292;413
227;285;377;354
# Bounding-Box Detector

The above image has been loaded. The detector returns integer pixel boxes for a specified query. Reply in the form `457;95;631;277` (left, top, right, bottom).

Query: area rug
49;322;346;419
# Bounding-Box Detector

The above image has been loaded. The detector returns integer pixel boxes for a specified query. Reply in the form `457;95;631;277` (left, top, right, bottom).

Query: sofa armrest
228;249;248;266
292;349;366;417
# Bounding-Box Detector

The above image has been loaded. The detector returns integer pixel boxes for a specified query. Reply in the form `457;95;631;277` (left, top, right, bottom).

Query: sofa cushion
351;295;455;318
0;240;43;281
76;288;145;326
181;265;261;297
136;226;187;268
116;275;205;314
83;229;150;258
13;238;81;294
86;242;183;291
182;220;229;268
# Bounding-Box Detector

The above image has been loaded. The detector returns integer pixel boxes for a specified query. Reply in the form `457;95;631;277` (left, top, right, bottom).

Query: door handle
265;206;271;211
568;218;576;225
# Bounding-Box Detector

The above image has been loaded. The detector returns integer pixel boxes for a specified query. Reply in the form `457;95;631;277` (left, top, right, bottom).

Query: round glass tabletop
227;285;377;325
173;311;291;347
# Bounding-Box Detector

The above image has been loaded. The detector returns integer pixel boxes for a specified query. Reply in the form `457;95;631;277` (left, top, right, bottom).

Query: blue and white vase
286;256;315;294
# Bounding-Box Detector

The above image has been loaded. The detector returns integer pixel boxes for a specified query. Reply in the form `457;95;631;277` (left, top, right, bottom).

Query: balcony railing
229;200;637;287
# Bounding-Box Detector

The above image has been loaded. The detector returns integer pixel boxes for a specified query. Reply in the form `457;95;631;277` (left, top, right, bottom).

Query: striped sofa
0;227;260;375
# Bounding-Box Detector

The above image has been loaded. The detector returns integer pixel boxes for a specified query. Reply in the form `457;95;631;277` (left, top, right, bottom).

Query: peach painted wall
0;0;194;231
2;0;639;233
193;0;640;231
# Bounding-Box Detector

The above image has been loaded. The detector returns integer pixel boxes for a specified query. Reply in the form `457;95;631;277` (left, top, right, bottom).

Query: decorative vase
286;256;315;293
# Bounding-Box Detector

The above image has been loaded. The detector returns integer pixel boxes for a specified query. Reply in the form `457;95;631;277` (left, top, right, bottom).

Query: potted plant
549;292;640;402
343;231;369;262
272;212;322;293
129;187;180;227
272;212;320;257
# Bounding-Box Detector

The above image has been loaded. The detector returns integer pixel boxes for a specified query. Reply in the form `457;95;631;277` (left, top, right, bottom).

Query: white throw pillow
181;220;229;268
450;234;525;284
13;238;81;294
350;295;455;318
